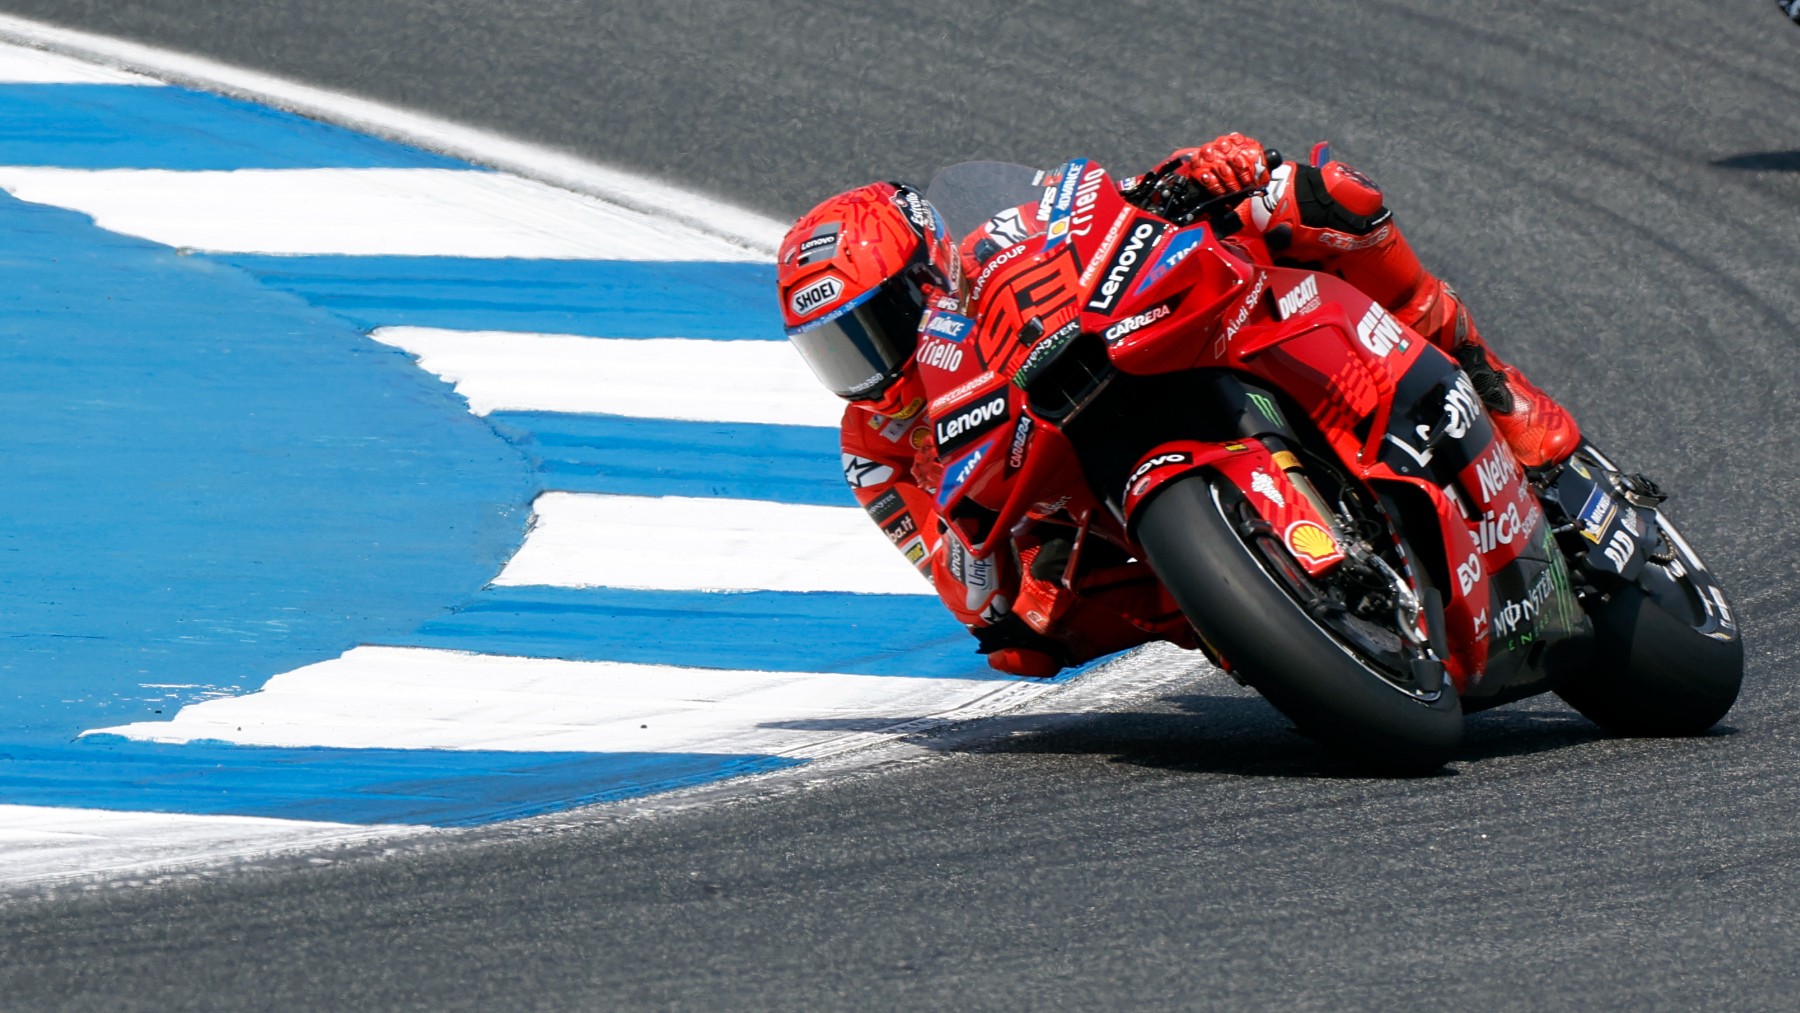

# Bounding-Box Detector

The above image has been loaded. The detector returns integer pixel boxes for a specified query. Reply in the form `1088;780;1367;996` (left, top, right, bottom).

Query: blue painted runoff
0;189;531;806
0;83;468;169
211;255;782;340
383;586;1004;680
2;740;799;826
0;79;1035;829
487;411;850;506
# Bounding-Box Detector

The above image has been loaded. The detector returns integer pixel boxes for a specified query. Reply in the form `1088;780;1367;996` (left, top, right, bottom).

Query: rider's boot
1379;260;1582;469
1451;336;1582;468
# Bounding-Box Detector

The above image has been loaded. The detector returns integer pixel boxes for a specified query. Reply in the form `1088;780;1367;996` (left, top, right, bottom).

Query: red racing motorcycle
918;153;1742;773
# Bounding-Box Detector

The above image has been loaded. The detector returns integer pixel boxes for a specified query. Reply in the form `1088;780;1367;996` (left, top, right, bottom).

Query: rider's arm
841;398;1080;674
1148;133;1481;352
838;401;940;579
839;393;1018;616
1243;154;1479;352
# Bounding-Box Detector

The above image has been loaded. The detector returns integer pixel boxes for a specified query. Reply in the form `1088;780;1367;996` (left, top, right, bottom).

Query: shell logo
1284;520;1343;565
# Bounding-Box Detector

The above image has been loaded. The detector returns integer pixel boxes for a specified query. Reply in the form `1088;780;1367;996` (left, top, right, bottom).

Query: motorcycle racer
777;139;1582;676
780;182;1188;676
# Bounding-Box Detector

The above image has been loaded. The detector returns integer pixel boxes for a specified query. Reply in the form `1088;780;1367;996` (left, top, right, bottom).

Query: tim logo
790;276;843;317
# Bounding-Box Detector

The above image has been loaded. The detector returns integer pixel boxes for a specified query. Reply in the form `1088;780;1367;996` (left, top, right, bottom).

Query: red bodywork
920;159;1563;697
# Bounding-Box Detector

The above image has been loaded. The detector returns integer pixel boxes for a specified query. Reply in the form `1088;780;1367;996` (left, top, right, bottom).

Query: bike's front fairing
921;157;1589;698
1107;224;1590;697
919;159;1265;545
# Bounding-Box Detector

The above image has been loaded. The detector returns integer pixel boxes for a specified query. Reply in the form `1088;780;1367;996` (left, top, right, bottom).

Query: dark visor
787;273;926;400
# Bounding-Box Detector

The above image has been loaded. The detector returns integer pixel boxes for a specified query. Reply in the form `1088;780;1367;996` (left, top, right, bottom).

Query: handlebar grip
1265;149;1282;173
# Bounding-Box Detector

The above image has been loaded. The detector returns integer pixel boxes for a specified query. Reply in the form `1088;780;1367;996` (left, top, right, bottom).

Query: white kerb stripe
0;167;764;260
83;646;1002;754
496;492;931;594
371;327;841;427
0;806;405;887
0;13;785;253
0;41;157;83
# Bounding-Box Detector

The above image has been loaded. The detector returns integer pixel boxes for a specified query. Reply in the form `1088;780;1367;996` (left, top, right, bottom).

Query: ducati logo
1275;275;1319;319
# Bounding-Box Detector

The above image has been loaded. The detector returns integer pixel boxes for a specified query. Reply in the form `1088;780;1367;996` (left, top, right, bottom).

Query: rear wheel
1135;475;1462;775
1556;512;1743;735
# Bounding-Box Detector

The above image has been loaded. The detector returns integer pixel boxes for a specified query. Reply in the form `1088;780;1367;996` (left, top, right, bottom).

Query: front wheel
1555;511;1743;735
1135;475;1462;775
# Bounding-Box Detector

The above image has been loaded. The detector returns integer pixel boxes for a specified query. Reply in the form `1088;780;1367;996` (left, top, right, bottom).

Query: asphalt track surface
2;1;1799;1009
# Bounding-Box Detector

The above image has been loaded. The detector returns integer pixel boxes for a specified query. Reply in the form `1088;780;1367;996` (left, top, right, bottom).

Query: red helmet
777;182;956;402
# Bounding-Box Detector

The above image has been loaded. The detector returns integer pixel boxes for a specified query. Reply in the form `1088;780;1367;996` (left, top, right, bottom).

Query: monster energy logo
1543;528;1582;634
1247;392;1284;426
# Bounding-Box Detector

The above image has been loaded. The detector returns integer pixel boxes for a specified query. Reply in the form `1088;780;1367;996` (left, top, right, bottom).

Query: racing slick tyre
1555;517;1744;736
1136;474;1462;775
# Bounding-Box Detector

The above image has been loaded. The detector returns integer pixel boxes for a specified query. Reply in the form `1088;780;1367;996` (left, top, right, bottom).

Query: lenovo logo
1086;220;1162;313
934;392;1009;450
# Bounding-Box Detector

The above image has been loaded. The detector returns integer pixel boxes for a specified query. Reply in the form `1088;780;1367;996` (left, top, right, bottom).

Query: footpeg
1620;472;1667;508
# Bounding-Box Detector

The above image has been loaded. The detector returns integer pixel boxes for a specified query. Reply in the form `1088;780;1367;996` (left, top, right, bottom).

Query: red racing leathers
843;137;1579;676
840;363;1194;678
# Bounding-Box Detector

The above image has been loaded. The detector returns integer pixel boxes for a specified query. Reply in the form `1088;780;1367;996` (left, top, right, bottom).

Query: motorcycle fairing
1118;438;1348;577
1542;461;1658;583
1166;265;1587;693
921;158;1593;696
937;436;1000;509
1368;351;1586;696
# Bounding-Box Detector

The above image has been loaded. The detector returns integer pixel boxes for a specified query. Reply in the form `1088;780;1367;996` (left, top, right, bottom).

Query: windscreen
924;161;1047;243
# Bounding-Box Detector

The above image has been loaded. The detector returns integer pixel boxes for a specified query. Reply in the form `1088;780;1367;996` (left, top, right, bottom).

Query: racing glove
1169;132;1271;197
973;614;1071;678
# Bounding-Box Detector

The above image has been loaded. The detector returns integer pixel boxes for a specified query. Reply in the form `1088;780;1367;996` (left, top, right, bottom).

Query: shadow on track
1711;150;1800;171
766;692;1625;779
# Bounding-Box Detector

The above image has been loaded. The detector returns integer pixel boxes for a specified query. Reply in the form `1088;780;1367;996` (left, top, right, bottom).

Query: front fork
1262;436;1435;656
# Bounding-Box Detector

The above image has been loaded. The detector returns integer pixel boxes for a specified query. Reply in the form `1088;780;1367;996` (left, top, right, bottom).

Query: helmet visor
786;273;926;400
